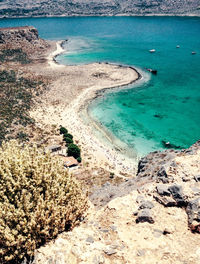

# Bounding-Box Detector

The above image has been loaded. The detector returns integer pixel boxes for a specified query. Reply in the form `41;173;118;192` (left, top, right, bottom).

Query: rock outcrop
0;26;49;60
137;140;200;233
33;141;200;263
0;0;200;18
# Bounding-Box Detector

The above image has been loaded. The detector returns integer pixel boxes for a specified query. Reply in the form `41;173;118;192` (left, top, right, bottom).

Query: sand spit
47;40;65;68
30;41;140;176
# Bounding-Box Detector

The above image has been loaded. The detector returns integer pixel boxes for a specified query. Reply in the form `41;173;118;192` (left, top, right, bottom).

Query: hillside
0;0;200;18
34;140;200;263
0;26;50;143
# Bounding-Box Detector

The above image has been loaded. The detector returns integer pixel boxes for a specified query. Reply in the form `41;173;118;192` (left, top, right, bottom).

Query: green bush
0;140;87;263
77;157;82;163
16;131;29;142
64;137;73;145
64;133;73;140
67;143;81;159
59;126;68;135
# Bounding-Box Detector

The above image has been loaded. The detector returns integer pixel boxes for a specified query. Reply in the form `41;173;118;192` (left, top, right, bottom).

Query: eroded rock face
137;140;200;233
0;26;49;60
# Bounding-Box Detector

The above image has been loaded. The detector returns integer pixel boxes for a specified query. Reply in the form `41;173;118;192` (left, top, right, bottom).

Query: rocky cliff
0;26;49;59
0;0;200;18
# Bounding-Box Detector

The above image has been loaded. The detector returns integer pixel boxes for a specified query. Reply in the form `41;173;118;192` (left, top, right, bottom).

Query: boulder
186;198;200;225
157;166;169;183
139;200;154;210
137;157;148;174
136;209;154;224
156;184;171;196
154;194;177;207
168;185;186;206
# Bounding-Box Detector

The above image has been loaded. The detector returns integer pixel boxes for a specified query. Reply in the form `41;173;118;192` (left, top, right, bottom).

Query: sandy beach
30;41;140;176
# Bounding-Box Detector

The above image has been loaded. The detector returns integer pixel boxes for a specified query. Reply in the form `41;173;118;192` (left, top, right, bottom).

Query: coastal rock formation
34;141;200;264
0;0;200;18
0;26;49;60
137;140;200;233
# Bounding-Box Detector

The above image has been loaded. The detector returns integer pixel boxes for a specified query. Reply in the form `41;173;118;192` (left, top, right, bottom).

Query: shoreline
47;40;65;68
59;40;142;174
1;14;200;19
32;40;141;176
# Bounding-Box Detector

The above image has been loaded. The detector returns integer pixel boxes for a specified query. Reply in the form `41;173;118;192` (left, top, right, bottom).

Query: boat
146;68;157;75
176;45;180;48
192;51;196;55
161;140;181;149
149;49;156;53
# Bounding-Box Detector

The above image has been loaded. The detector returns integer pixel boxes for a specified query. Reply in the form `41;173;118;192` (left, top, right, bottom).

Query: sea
0;16;200;159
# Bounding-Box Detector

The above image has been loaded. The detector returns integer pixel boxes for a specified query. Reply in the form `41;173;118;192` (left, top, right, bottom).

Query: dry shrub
0;140;88;263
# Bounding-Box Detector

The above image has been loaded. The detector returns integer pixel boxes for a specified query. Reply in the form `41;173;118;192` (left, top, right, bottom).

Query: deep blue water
1;17;200;158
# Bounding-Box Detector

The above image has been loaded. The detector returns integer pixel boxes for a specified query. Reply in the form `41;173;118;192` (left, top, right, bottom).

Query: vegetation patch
0;69;45;144
0;140;88;263
0;48;31;64
59;126;81;161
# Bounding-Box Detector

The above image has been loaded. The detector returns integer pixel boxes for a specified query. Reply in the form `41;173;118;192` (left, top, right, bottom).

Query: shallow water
1;17;200;158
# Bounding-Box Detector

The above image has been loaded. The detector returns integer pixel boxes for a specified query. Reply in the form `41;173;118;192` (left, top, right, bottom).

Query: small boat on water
149;49;156;53
162;140;181;149
146;68;157;75
176;45;180;48
192;51;196;55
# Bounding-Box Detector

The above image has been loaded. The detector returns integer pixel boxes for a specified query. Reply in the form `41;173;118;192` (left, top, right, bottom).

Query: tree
64;137;73;145
67;143;81;159
59;126;68;135
63;133;73;140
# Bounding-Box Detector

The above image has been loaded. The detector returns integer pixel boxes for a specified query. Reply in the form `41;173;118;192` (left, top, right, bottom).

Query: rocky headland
0;26;50;61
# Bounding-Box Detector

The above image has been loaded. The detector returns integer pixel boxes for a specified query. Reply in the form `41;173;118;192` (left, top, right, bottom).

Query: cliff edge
0;26;50;60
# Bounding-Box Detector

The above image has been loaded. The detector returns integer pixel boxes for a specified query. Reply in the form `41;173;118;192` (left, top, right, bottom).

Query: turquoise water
1;17;200;157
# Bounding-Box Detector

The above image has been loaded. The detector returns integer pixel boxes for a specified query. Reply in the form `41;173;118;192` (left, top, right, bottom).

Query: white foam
62;37;98;55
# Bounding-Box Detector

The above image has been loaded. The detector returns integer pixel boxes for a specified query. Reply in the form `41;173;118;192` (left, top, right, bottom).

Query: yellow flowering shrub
0;140;88;263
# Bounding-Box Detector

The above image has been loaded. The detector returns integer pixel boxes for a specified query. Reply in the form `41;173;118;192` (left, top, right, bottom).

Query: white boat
149;49;156;53
192;51;196;55
176;45;180;48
